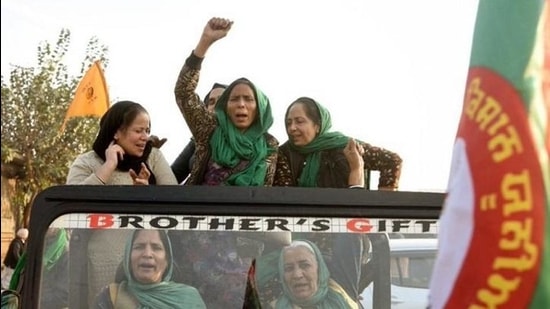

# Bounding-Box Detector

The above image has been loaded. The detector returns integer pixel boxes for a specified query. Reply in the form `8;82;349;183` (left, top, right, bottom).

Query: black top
3;237;25;269
171;139;196;184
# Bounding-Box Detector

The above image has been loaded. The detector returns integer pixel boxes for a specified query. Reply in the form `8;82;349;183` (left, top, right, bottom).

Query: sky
1;0;480;192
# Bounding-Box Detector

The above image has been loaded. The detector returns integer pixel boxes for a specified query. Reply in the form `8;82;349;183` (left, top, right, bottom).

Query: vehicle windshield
37;212;439;309
19;185;443;309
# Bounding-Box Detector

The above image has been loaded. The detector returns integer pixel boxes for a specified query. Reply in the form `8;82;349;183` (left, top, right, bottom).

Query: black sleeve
14;241;24;260
94;285;114;309
10;241;21;260
171;140;196;183
330;234;363;300
3;240;21;268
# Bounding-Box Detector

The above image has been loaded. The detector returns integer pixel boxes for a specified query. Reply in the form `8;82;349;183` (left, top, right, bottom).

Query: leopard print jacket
274;141;402;189
174;52;278;186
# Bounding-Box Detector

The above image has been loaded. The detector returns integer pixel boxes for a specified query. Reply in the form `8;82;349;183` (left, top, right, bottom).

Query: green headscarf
43;228;68;271
121;230;206;309
288;98;350;187
209;78;275;186
275;239;354;309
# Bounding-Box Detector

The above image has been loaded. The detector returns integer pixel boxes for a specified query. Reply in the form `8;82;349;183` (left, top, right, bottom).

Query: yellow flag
60;61;110;131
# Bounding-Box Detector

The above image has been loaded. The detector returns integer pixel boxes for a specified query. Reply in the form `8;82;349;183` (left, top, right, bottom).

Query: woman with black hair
66;100;177;185
66;100;177;306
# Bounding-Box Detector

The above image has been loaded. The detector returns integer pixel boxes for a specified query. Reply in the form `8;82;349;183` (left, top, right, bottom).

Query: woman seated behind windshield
273;240;357;309
94;230;206;308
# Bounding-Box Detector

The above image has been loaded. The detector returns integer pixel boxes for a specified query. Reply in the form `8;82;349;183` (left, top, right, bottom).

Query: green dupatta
209;78;275;186
275;239;355;309
121;230;206;309
290;99;349;187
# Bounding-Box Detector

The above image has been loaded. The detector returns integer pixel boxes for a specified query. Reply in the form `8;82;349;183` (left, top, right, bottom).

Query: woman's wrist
94;173;106;185
348;169;365;188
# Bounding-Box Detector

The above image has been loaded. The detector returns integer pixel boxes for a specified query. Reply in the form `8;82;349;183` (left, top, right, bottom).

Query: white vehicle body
361;237;438;309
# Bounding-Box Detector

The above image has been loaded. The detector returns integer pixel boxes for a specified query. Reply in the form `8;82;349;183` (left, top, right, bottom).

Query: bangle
348;185;364;189
95;173;106;185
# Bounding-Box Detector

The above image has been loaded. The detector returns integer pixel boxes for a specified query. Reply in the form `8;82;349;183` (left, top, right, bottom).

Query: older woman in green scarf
274;240;357;309
274;96;402;189
94;229;205;309
174;17;278;186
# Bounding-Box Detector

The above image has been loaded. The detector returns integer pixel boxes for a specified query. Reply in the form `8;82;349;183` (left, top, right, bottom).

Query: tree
1;28;109;227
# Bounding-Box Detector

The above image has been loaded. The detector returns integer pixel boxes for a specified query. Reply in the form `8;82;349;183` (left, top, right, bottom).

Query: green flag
429;1;549;308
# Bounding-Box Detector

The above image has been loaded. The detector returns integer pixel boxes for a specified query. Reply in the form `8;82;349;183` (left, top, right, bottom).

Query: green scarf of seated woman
288;97;351;187
276;239;357;309
119;230;205;309
210;78;275;186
